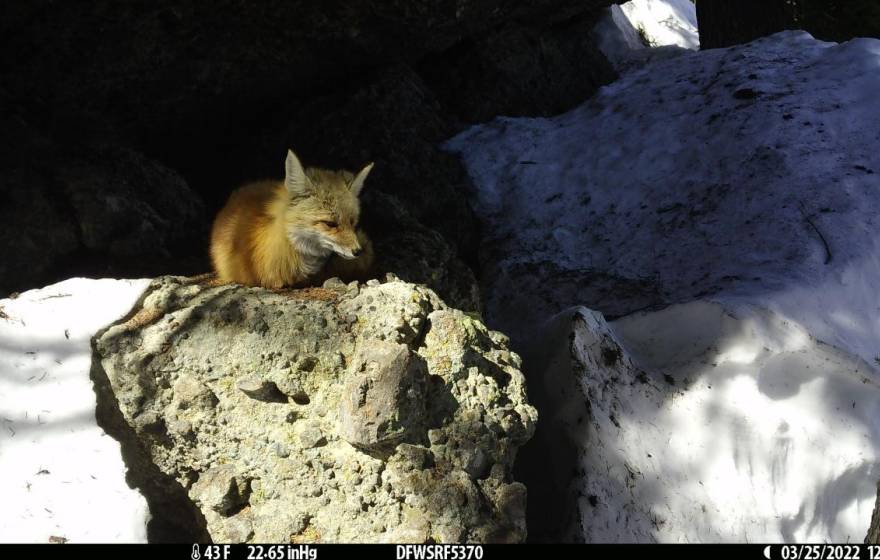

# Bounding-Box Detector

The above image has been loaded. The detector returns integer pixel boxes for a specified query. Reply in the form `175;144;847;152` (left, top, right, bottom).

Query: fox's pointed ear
350;162;373;197
285;150;309;197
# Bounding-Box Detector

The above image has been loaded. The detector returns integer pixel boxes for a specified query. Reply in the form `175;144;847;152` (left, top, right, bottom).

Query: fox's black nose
353;248;363;257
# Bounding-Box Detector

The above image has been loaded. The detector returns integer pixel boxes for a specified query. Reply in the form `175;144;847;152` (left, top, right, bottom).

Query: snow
539;303;879;542
620;0;699;49
446;31;880;542
592;1;698;73
0;278;152;543
592;5;647;69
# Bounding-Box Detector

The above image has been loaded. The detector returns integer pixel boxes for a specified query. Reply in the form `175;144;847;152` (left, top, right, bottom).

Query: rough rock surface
93;276;536;543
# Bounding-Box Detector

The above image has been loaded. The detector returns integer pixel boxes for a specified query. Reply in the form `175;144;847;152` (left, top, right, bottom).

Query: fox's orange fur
210;150;374;288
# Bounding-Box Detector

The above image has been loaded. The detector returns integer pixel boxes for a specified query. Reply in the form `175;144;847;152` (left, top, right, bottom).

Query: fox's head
282;149;372;260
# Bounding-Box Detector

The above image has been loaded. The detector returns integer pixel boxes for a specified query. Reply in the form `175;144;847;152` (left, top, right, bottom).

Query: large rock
447;31;880;341
93;276;536;542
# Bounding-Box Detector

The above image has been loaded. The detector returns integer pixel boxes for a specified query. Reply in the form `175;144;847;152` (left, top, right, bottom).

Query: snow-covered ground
447;31;880;542
0;278;151;543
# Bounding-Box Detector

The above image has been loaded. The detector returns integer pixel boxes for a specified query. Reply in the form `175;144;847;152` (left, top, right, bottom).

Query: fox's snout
347;235;363;258
327;230;361;259
337;241;362;259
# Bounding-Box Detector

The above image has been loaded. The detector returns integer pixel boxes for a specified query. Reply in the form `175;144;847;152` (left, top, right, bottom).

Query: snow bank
621;0;699;49
592;0;699;72
0;278;151;543
447;31;880;542
540;304;879;542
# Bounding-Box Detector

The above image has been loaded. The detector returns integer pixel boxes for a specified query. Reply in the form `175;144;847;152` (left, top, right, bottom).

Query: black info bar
1;543;877;560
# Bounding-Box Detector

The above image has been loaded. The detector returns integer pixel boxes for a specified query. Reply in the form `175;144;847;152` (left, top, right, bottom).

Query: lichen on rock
93;275;536;543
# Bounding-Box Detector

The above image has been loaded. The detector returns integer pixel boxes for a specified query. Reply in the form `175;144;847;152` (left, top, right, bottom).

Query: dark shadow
512;308;585;542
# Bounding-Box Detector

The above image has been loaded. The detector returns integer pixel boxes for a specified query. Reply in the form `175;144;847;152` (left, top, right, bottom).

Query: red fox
210;149;375;288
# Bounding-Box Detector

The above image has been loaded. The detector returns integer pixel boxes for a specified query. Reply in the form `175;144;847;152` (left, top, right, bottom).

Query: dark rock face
0;0;616;304
1;1;613;142
367;191;482;312
0;108;207;296
57;146;206;260
421;16;617;123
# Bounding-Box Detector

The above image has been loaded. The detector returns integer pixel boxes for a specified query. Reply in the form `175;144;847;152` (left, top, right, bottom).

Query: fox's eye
320;220;338;228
